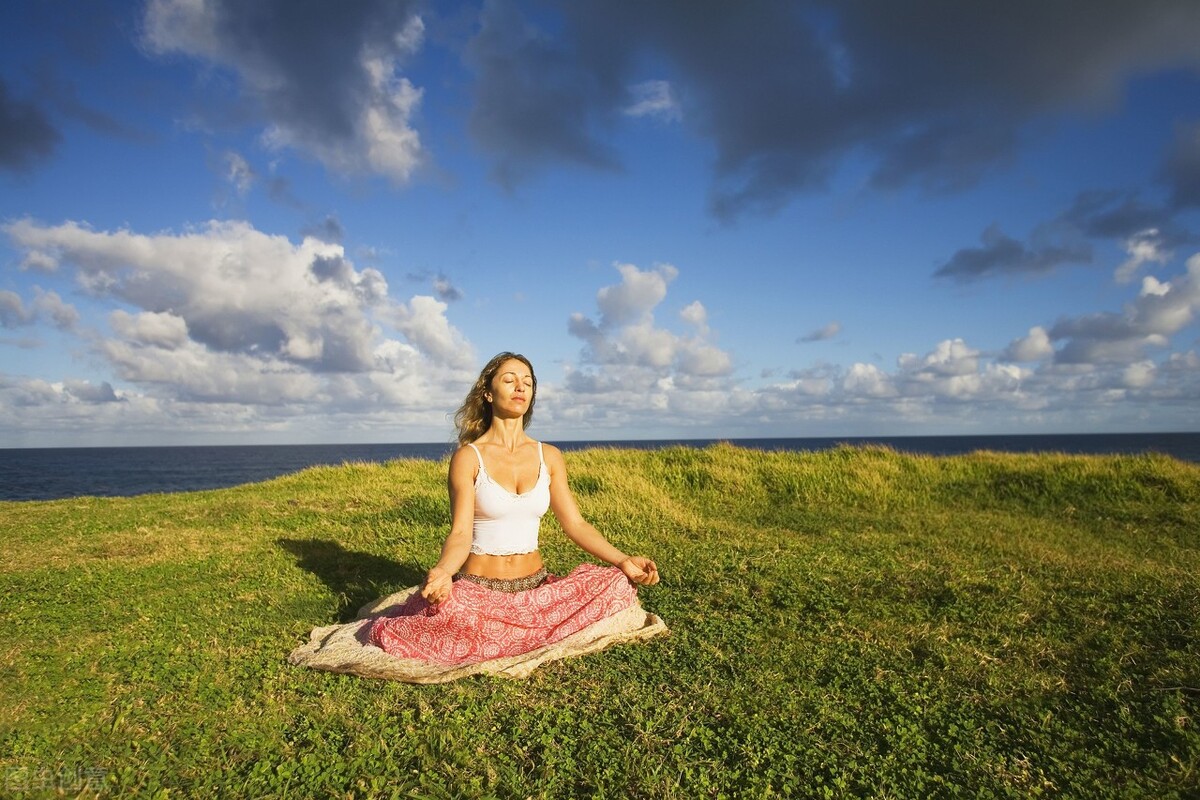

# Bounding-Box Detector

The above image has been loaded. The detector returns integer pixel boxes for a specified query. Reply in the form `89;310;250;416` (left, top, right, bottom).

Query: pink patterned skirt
366;563;639;666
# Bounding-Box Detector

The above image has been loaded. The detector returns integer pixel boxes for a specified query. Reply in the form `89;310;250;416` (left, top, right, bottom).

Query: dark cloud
406;270;463;302
266;175;306;209
1058;189;1196;248
310;254;354;283
798;322;840;343
1163;121;1200;210
432;274;463;302
937;184;1200;283
64;380;121;403
465;0;626;188
33;66;156;144
0;79;60;171
144;0;425;178
202;0;416;139
0;291;34;328
301;215;345;243
462;0;1200;219
934;224;1091;281
1046;260;1200;364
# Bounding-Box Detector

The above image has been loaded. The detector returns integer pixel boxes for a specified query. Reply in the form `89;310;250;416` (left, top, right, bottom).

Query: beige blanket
288;585;669;684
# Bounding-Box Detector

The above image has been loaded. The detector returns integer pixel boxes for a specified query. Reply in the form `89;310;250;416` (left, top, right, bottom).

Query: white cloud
624;80;682;123
679;299;708;332
555;262;736;432
20;250;58;272
898;338;979;377
596;262;677;326
2;218;476;441
616;320;676;368
843;362;896;398
4;219;426;372
1114;228;1170;284
1003;326;1054;362
382;295;474;369
1051;253;1200;365
110;309;190;349
224;151;255;196
263;50;425;182
676;340;733;377
98;335;322;404
569;262;731;377
1122;360;1157;388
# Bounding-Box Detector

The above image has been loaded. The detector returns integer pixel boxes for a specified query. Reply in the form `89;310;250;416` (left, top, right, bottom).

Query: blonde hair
454;352;537;446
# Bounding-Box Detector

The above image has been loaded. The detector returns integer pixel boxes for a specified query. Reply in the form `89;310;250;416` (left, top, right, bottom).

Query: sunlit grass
1;445;1197;797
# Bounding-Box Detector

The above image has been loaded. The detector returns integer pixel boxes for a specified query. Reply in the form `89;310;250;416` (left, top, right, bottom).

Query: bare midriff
460;550;545;580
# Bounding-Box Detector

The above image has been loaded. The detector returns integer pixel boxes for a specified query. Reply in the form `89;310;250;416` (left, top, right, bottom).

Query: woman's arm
544;444;660;586
420;446;477;603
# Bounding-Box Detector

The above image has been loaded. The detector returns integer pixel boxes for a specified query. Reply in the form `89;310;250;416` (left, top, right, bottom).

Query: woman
367;351;660;666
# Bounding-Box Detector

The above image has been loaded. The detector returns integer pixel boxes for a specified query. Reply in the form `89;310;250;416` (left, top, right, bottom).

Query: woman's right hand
619;556;660;586
420;566;453;604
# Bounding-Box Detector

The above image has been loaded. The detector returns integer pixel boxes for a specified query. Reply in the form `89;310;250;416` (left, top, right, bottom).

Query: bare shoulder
448;444;479;477
541;442;568;473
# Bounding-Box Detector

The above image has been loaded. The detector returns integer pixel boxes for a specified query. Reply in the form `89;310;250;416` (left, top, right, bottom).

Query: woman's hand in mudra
421;566;453;604
619;556;660;586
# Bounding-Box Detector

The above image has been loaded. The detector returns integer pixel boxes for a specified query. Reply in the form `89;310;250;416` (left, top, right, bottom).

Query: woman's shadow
278;538;425;622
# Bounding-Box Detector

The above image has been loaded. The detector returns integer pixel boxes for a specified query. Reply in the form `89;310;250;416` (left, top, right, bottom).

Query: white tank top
467;442;551;556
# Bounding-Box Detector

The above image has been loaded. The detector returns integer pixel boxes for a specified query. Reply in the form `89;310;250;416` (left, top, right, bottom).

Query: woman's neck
483;417;528;452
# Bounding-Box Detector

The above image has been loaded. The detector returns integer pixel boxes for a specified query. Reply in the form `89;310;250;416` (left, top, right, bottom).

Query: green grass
1;443;1197;798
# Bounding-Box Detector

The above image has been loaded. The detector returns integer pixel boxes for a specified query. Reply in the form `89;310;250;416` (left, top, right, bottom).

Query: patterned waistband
454;568;549;594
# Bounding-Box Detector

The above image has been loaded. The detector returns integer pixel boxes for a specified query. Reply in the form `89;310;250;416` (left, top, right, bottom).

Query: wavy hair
454;352;537;445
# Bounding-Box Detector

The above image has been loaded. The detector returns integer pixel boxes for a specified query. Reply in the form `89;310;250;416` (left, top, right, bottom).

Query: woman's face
489;358;534;418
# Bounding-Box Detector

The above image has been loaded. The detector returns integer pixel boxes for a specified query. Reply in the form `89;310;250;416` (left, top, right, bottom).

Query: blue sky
2;0;1199;447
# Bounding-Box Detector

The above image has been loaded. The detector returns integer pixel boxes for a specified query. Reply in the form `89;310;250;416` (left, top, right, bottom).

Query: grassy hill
1;444;1197;798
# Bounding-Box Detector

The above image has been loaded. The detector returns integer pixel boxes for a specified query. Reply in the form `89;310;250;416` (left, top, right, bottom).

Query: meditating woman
366;351;660;666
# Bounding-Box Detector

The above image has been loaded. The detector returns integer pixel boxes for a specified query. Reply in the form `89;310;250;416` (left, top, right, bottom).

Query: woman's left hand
619;556;660;586
420;566;454;604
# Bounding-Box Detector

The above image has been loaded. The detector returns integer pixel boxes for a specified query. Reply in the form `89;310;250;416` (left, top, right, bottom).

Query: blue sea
1;432;1197;502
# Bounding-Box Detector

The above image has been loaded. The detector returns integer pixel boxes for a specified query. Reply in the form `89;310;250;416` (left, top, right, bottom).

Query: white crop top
468;442;551;556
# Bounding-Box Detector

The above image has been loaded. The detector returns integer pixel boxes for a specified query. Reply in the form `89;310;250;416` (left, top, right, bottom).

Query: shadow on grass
278;538;425;622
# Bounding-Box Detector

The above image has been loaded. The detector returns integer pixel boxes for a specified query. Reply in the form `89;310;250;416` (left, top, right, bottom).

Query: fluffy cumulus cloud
1114;228;1173;284
749;252;1200;432
557;262;736;431
462;0;1200;219
1002;327;1055;363
1047;258;1200;365
1;218;475;439
142;0;426;182
0;287;79;330
568;262;731;375
546;250;1200;436
830;340;1025;408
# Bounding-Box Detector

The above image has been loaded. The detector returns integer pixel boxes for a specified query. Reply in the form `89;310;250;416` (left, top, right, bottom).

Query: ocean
1;432;1197;502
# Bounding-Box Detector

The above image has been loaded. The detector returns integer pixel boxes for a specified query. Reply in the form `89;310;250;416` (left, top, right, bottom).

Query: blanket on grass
289;567;668;683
